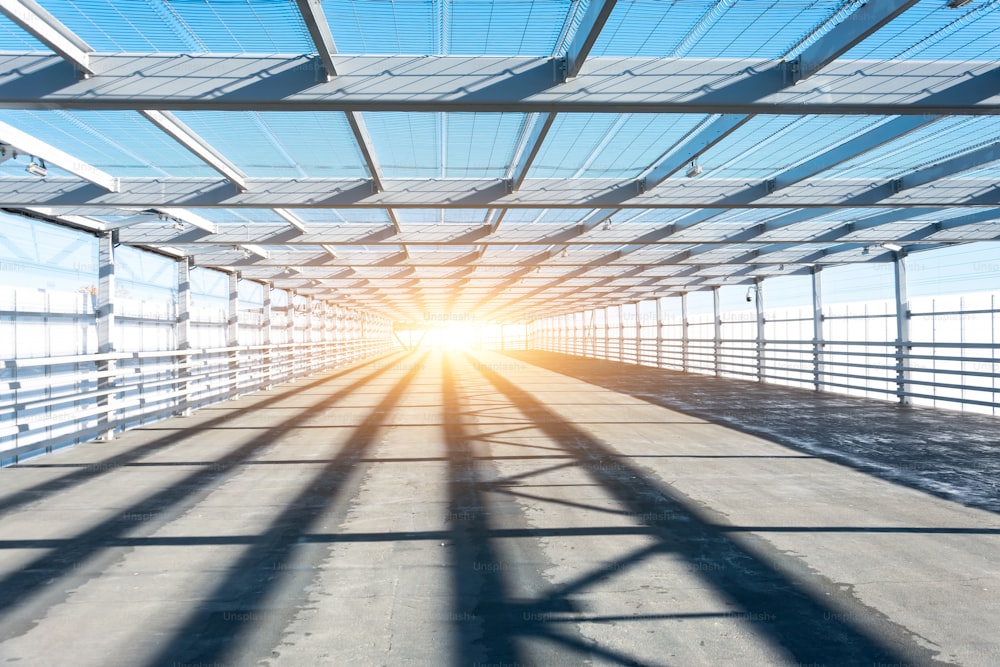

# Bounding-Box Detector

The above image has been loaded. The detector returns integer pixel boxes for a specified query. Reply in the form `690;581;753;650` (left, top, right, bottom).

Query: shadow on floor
439;352;943;667
503;351;1000;514
0;354;397;517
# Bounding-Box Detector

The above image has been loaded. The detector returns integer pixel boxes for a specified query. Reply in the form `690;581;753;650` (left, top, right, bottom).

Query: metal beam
789;0;921;82
641;114;751;192
1;54;997;115
901;141;1000;191
562;0;618;80
0;0;93;75
0;120;118;191
140;110;248;191
345;111;385;191
273;208;309;233
771;115;937;190
5;176;995;209
507;112;556;191
293;0;338;80
156;207;217;234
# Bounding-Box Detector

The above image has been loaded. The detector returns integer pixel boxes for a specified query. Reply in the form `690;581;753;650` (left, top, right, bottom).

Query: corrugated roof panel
0;109;217;177
693;115;892;180
0;15;48;49
589;0;855;58
530;113;708;179
324;0;572;55
827;117;1000;178
363;112;522;178
36;0;312;52
842;0;1000;61
172;111;368;178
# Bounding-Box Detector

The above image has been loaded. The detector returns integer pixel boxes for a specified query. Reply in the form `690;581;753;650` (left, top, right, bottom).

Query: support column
812;268;824;392
603;308;609;359
755;278;765;383
262;283;273;390
894;252;912;405
616;304;625;363
655;298;663;368
175;258;192;415
228;272;240;398
680;293;689;372
635;301;642;365
96;232;117;440
713;287;722;377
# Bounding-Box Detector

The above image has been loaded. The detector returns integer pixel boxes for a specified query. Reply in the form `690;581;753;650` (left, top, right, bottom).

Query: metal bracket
554;57;568;83
782;58;802;85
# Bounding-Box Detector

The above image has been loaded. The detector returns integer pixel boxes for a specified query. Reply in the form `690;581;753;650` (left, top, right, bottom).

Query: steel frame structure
0;1;998;330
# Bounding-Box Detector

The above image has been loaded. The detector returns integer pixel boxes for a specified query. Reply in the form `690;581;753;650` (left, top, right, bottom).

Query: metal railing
1;337;394;466
529;295;1000;416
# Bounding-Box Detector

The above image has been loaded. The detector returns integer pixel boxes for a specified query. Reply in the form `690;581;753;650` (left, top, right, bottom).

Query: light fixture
685;160;702;178
603;219;613;231
862;246;871;256
172;219;185;231
242;248;251;260
25;157;47;178
947;0;973;8
881;242;903;252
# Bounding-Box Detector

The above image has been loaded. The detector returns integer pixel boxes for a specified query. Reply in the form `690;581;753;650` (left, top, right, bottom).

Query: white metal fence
0;285;396;466
529;288;1000;416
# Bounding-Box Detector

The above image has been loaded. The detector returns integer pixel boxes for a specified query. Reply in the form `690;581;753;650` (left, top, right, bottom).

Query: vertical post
894;252;912;405
680;293;689;372
228;272;240;398
755;278;765;383
361;310;368;357
603;307;609;359
616;304;625;363
96;232;117;440
655;297;663;368
262;283;273;390
812;268;824;392
635;301;642;365
176;258;192;415
713;287;722;377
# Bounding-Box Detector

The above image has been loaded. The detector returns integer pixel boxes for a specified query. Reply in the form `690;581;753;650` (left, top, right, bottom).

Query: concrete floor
1;350;998;667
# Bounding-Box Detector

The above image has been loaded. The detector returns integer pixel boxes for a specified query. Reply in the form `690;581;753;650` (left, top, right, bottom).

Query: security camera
746;294;752;303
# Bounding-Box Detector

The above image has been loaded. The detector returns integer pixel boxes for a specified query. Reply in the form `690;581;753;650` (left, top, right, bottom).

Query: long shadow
442;355;649;667
5;521;1000;553
0;352;417;634
144;353;429;666
466;352;947;667
441;355;523;665
504;351;1000;514
0;353;397;516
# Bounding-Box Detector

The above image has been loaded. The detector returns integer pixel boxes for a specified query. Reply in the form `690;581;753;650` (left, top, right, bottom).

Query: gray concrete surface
1;350;998;666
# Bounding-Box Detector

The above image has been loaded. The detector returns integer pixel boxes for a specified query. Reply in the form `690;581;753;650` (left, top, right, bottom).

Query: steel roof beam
0;0;93;75
901;141;1000;191
345;111;386;191
0;120;118;191
140;111;248;191
507;112;556;192
562;0;618;80
770;116;938;191
641;114;751;192
293;0;338;81
273;208;309;233
155;207;217;234
7;176;995;209
788;0;921;83
1;54;997;115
